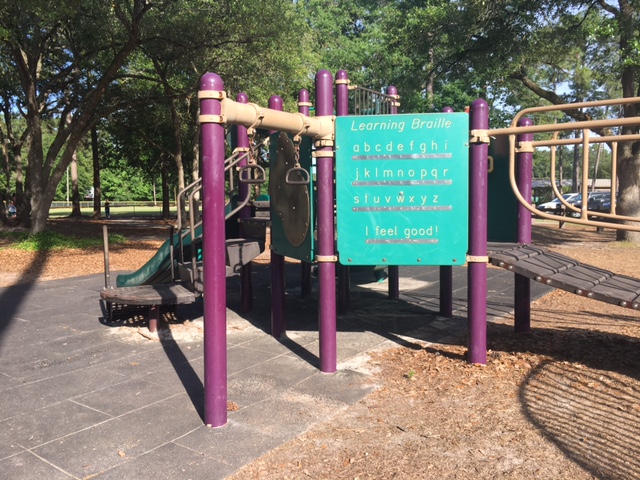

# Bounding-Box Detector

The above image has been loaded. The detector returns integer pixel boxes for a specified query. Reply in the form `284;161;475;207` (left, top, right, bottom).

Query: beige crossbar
220;98;335;141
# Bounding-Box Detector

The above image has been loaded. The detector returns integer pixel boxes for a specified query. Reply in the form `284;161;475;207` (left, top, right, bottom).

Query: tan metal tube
221;98;335;141
511;96;640;127
483;115;640;138
532;133;640;148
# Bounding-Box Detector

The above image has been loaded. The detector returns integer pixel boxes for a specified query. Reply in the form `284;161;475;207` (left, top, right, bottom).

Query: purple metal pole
387;85;400;300
467;99;489;365
336;70;351;313
236;93;253;314
298;89;313;299
316;70;337;373
269;95;287;339
515;117;533;333
200;73;228;427
439;106;455;318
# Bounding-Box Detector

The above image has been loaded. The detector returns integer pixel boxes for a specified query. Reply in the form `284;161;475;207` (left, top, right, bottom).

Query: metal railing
173;138;267;285
479;97;640;232
349;85;399;116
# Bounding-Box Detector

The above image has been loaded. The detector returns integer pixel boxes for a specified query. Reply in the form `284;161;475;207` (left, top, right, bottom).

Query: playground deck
489;243;640;310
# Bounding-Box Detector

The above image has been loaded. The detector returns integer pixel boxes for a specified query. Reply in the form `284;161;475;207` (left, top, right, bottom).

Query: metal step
178;238;265;292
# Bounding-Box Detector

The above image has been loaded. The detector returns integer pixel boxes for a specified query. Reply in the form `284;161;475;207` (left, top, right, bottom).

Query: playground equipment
197;69;477;427
102;67;640;429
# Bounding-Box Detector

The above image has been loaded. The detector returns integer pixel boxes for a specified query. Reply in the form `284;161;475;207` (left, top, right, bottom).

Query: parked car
569;192;610;217
588;192;612;213
537;193;579;215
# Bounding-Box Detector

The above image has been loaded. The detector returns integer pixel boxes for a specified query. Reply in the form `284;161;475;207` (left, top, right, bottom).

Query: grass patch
4;231;127;251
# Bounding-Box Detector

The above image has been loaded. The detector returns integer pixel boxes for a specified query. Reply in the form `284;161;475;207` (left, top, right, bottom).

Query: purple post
372;87;405;301
299;89;313;299
467;99;489;365
439;107;455;317
200;73;228;427
270;95;287;339
514;117;533;333
316;70;337;373
236;93;253;314
387;86;400;300
336;70;351;313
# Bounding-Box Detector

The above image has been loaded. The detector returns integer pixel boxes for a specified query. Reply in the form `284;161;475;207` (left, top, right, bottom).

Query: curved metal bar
510;96;640;128
224;171;257;221
224;150;251;173
507;134;640;232
538;130;637;223
238;164;266;185
285;166;310;185
177;177;203;232
188;184;203;284
499;97;640;232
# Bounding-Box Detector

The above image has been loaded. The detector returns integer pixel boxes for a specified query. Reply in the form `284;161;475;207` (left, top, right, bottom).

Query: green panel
269;133;315;262
335;113;469;266
487;135;518;243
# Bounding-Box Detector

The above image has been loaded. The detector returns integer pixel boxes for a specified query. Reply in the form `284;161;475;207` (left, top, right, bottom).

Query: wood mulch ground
1;217;639;479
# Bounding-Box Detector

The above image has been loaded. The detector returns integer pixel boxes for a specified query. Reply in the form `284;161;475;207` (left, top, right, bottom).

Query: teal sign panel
335;113;469;266
487;135;518;242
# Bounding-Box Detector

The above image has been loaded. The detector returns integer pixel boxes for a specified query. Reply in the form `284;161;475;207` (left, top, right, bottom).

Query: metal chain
293;135;301;169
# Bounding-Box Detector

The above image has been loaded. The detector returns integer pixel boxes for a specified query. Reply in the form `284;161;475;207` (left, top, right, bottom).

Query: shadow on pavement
0;249;50;353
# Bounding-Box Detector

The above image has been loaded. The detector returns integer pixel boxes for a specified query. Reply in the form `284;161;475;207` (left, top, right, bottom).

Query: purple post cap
387;86;398;96
298;89;310;102
236;92;248;103
336;69;348;81
470;99;489;129
316;69;333;81
443;107;454;113
269;95;283;110
315;70;334;116
200;72;223;90
517;117;533;140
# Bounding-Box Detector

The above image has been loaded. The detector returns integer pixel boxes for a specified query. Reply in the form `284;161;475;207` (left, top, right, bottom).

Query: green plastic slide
116;225;202;287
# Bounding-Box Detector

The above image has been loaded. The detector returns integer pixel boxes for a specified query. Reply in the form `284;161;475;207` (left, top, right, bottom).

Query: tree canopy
1;0;639;240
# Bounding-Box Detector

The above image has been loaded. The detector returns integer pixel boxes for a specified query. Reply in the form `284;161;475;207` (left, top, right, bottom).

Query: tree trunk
615;151;640;242
0;131;10;225
91;126;102;218
161;161;171;219
69;152;82;217
14;145;27;227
